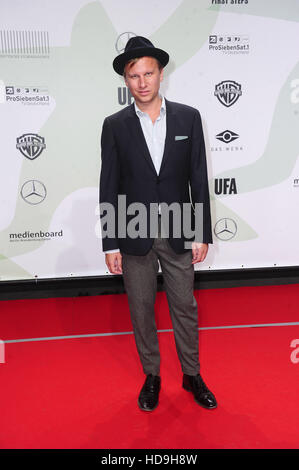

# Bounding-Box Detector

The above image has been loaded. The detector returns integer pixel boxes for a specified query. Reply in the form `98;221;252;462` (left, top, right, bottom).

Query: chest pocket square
175;135;188;141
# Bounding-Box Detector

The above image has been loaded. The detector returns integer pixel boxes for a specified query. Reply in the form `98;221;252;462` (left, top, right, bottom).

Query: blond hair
123;57;163;77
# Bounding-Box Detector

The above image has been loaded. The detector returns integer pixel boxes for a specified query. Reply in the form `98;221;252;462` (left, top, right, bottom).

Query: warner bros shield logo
16;133;46;160
214;80;242;107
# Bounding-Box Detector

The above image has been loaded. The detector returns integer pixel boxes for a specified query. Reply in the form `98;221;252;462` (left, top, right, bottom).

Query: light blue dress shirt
134;95;166;175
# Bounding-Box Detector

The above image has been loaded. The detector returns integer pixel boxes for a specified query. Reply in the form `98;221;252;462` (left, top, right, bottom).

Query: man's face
124;56;163;107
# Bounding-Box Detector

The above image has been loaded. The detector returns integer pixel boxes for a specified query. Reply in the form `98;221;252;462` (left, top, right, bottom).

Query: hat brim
113;47;169;75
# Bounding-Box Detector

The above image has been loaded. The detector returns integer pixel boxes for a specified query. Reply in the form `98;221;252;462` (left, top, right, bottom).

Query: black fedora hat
113;36;169;76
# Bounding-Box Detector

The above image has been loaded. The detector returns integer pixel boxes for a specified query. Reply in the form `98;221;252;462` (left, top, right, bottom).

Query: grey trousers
121;218;200;376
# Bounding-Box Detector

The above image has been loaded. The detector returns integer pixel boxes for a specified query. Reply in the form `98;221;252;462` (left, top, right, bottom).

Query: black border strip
0;448;296;464
0;266;298;300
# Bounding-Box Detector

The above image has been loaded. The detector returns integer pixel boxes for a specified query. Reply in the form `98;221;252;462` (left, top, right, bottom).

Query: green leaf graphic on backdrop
214;61;299;192
0;0;298;279
0;0;220;266
0;255;32;279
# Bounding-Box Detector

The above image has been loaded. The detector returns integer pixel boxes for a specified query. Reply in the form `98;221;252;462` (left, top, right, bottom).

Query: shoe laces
194;374;209;393
144;374;159;393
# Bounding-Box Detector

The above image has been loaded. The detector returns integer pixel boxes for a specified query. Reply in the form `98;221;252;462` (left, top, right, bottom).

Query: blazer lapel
125;104;157;175
124;99;177;176
159;99;176;176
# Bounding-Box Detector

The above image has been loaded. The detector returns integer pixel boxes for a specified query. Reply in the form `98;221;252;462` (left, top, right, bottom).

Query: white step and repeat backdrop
0;0;298;280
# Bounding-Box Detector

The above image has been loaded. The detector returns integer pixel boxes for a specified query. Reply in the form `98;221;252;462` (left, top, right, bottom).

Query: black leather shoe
183;373;217;409
138;374;161;411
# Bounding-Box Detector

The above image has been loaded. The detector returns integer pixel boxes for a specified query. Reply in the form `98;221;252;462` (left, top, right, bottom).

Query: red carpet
0;284;299;448
1;283;299;340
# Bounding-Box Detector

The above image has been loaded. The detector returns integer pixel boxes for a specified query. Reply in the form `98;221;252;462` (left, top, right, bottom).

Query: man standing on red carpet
99;36;217;411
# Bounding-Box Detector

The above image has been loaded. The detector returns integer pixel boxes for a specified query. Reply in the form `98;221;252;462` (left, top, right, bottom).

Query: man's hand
191;242;208;264
105;252;123;274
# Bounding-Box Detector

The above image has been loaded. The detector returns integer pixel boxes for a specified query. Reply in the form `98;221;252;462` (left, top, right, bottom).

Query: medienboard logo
9;230;63;243
294;178;299;188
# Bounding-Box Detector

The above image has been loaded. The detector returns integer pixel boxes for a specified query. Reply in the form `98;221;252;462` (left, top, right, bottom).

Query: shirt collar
134;94;166;118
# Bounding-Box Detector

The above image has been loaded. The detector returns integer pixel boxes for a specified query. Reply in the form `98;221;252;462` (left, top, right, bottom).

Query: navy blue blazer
99;98;212;255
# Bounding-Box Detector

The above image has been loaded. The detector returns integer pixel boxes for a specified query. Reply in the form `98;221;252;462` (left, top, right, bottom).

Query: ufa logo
214;80;242;107
118;87;134;106
214;178;237;195
16;133;46;160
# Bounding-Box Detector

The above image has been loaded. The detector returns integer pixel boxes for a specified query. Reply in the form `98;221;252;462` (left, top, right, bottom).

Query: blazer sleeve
99;117;120;252
189;110;213;244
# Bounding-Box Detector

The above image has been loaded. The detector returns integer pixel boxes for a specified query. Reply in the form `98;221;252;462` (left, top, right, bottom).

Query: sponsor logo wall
0;0;298;280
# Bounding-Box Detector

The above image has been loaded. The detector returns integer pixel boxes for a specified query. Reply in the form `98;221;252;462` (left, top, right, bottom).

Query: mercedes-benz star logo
214;218;237;241
20;180;47;205
115;32;136;54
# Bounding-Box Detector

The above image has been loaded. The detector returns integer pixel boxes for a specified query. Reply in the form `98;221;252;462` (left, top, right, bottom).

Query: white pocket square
175;135;188;141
